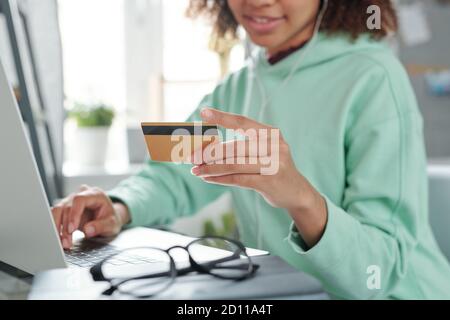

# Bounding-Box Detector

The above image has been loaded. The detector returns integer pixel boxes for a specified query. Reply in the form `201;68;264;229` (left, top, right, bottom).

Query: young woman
52;0;450;299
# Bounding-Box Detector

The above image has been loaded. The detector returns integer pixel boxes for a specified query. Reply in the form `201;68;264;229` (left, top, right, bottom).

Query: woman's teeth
249;16;282;24
254;17;270;23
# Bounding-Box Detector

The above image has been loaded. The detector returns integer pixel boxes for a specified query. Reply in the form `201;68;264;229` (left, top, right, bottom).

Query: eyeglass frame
89;235;260;298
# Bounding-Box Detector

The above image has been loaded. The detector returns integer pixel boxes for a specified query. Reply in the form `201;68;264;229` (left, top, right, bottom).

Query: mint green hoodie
109;33;450;299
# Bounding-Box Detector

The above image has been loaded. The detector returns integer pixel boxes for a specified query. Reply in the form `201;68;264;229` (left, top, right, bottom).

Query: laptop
0;60;266;275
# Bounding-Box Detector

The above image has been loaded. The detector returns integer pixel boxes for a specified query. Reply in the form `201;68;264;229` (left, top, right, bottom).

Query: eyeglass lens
188;238;253;279
98;237;255;298
101;248;175;298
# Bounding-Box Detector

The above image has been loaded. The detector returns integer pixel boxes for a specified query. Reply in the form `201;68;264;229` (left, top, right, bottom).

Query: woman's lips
243;15;285;34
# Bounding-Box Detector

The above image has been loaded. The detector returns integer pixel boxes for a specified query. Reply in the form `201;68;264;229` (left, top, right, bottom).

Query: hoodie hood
254;32;391;77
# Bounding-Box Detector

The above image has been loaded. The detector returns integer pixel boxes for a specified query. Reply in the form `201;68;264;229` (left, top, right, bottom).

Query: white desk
0;228;326;300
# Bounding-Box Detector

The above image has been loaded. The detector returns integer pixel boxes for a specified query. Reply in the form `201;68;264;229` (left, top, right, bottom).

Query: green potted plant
68;102;115;166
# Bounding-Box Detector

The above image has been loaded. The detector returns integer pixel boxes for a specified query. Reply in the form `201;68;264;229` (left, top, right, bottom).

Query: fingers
200;108;269;131
78;210;94;231
193;139;279;164
52;199;72;248
194;140;256;164
83;216;119;238
192;160;263;177
193;109;283;167
61;206;72;248
202;174;260;190
50;185;114;249
68;190;107;234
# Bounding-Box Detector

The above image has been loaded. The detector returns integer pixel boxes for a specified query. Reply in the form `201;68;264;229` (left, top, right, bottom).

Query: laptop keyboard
65;242;160;268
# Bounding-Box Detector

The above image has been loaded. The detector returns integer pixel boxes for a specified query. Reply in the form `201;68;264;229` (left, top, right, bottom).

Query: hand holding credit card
141;122;219;163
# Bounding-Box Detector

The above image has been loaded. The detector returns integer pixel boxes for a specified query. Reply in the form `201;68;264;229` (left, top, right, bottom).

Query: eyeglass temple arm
198;250;242;267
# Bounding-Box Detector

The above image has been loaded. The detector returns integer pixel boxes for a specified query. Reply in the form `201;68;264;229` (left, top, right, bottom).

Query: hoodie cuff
108;189;143;229
287;195;354;270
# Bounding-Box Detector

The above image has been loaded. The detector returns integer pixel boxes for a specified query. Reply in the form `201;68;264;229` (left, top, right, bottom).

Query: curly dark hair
186;0;398;40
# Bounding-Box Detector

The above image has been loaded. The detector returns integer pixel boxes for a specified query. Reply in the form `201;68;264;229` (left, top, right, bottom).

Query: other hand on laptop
51;185;131;249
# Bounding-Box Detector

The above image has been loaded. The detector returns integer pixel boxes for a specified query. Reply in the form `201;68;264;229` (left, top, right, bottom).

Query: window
58;0;245;171
162;0;245;121
58;0;126;112
58;0;127;171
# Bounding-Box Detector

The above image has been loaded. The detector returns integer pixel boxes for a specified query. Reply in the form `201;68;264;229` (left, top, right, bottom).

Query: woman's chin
248;35;285;51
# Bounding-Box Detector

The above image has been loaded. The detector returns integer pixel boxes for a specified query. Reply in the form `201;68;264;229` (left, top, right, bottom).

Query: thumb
83;217;116;238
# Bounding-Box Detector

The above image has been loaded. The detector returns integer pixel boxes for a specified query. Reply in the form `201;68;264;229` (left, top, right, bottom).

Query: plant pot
73;127;110;166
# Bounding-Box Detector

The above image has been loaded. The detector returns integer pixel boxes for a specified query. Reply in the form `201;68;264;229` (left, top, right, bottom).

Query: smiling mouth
243;15;286;33
244;15;285;23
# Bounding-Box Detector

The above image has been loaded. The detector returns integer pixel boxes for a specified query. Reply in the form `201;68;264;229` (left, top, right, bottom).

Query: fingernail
85;226;95;237
68;223;75;233
191;166;201;176
62;238;70;249
201;108;214;120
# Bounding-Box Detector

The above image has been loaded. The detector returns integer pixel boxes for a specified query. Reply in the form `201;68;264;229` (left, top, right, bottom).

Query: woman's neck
266;21;316;58
267;41;309;65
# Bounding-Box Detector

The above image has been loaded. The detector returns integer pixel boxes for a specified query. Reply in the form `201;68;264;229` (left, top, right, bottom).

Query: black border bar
142;125;219;136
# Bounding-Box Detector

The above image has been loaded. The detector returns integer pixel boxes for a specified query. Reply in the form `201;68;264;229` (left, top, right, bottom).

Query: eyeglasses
89;236;260;298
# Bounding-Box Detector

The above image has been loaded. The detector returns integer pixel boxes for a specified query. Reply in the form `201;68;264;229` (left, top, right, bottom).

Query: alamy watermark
170;126;281;176
366;265;381;290
367;5;382;30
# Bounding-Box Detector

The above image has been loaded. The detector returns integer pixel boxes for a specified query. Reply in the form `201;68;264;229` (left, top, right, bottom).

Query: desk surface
0;228;326;300
0;264;32;299
27;255;326;300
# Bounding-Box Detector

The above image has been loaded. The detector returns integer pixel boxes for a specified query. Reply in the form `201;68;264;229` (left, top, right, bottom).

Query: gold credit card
141;122;219;163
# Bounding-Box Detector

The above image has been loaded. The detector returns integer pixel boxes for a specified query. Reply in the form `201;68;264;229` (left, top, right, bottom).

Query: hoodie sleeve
287;63;427;299
107;90;230;228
